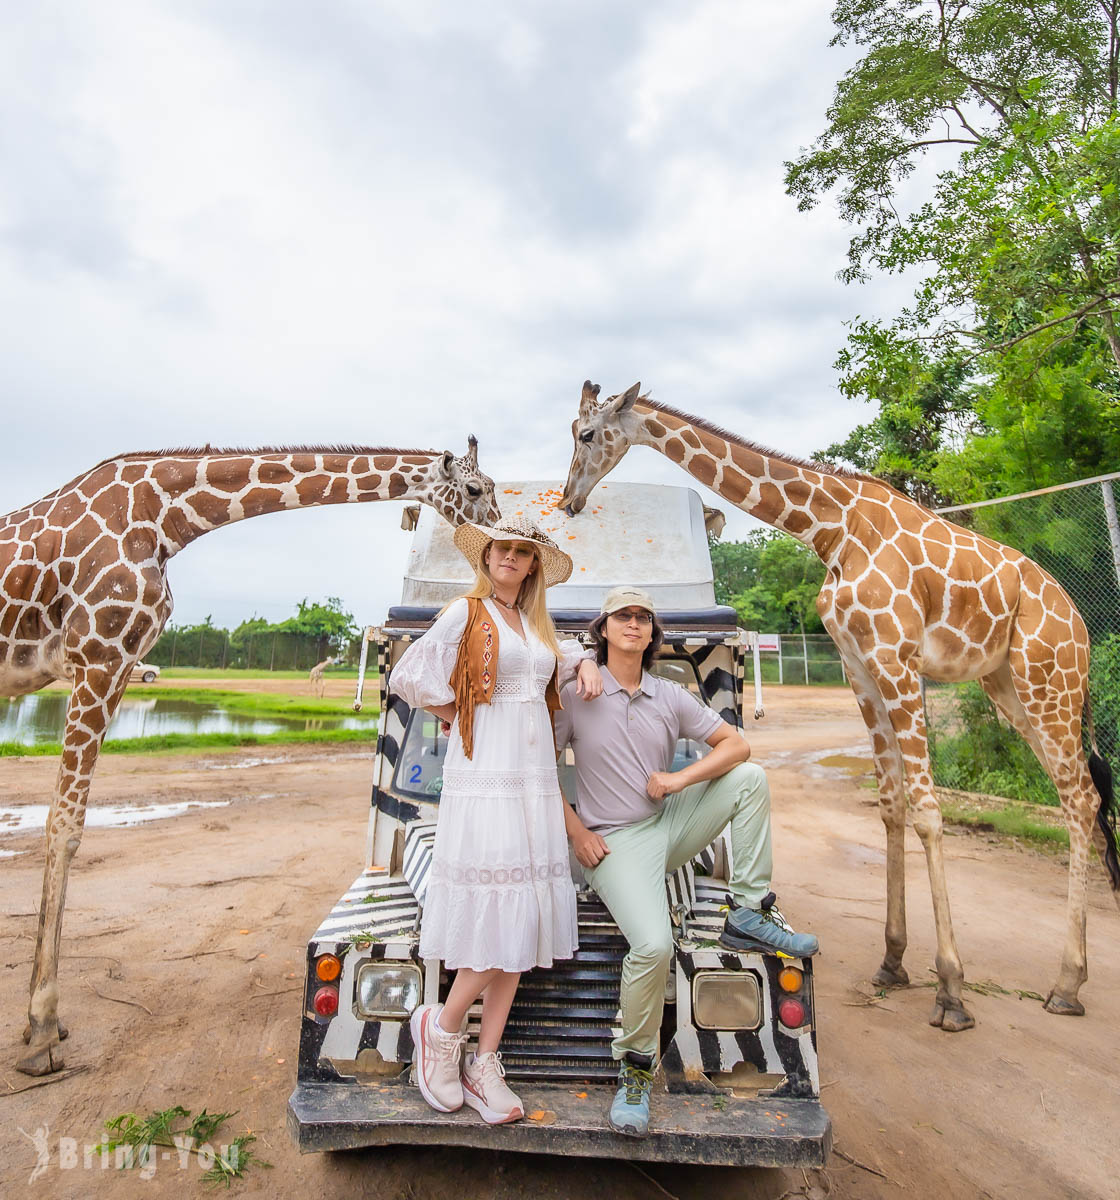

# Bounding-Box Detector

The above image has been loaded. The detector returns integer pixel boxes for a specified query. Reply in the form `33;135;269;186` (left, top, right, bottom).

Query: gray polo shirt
554;666;723;835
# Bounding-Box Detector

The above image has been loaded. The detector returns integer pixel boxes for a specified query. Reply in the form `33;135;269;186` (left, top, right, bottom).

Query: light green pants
583;762;772;1062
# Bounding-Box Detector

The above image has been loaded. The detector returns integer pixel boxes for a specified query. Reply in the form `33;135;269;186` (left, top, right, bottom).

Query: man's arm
646;722;750;801
554;692;610;867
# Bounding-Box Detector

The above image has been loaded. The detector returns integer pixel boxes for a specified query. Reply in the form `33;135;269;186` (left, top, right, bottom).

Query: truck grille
464;896;624;1082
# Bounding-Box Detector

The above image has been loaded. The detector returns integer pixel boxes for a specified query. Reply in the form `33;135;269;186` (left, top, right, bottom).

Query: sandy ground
2;686;1119;1199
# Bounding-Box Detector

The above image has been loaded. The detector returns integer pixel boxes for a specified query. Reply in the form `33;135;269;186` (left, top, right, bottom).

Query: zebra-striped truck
287;482;831;1167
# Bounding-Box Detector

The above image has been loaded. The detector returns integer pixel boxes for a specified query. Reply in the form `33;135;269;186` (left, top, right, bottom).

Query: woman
390;516;601;1125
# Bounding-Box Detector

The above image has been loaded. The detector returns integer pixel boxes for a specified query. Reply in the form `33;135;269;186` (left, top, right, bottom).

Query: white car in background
129;663;160;684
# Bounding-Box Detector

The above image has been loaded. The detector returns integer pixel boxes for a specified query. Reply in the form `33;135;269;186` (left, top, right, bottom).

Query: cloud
1;0;916;630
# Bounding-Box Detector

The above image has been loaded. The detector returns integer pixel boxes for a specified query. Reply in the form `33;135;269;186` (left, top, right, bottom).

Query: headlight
355;963;423;1019
692;970;762;1030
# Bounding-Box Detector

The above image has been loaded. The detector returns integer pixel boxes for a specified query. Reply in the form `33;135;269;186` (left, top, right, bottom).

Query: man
553;586;819;1138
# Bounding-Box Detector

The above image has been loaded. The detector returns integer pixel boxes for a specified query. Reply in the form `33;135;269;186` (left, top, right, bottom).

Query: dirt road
2;687;1118;1198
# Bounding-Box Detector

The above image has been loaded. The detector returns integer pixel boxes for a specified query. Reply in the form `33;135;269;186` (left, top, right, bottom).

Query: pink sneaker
462;1051;524;1124
410;1004;467;1113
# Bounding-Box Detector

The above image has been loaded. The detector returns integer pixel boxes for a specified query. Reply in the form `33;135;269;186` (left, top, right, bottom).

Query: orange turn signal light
778;967;804;993
316;954;342;982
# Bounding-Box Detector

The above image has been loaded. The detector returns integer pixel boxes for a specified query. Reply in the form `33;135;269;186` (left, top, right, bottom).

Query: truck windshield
392;710;449;801
392;655;712;806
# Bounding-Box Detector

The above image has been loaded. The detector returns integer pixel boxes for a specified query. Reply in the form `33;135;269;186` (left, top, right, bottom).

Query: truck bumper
287;1081;832;1167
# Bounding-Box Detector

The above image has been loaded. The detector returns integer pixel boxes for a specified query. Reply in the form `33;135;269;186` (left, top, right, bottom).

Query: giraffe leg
978;661;1087;1013
17;665;127;1074
874;659;974;1031
998;649;1101;1014
841;653;910;987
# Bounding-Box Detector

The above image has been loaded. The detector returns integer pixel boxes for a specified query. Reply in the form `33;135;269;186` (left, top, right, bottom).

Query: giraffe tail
1083;691;1120;890
1088;749;1119;892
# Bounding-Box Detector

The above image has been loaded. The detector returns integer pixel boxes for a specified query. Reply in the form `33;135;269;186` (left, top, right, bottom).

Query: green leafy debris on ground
95;1105;271;1188
922;969;1045;1003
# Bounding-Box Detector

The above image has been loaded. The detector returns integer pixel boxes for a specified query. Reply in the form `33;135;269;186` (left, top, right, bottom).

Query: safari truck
287;482;831;1167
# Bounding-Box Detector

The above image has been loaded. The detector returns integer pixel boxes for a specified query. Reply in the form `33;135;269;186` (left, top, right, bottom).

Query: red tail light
313;986;339;1016
778;997;806;1028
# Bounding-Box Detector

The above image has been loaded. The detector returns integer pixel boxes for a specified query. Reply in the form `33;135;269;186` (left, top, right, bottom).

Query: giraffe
559;380;1120;1033
3;440;499;1075
308;657;334;698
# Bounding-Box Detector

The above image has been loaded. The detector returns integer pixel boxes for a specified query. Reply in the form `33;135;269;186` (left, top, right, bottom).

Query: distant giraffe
309;657;334;698
559;380;1119;1033
2;439;499;1075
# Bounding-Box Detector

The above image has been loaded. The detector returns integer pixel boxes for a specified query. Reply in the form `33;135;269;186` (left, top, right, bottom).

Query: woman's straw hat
453;515;573;589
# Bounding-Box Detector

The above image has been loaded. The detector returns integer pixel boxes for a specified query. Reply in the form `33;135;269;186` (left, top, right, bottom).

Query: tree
277;597;357;662
711;532;828;632
787;0;1120;373
822;337;974;505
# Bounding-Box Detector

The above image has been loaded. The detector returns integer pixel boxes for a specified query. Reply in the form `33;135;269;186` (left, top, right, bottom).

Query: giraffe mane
638;397;898;492
93;445;441;468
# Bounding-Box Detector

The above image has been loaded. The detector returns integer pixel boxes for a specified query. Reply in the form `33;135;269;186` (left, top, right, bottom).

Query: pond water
0;693;372;746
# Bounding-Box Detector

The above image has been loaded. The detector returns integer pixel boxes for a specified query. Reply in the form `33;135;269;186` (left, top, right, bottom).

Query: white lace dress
389;596;583;973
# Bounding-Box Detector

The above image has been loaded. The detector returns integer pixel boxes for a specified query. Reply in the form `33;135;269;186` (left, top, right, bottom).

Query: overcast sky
1;1;914;629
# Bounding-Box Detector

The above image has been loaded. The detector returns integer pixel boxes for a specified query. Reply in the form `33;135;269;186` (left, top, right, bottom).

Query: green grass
156;666;367;680
0;728;376;757
125;686;378;720
940;800;1069;848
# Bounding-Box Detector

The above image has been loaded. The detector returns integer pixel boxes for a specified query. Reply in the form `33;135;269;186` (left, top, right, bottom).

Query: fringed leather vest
449;597;562;759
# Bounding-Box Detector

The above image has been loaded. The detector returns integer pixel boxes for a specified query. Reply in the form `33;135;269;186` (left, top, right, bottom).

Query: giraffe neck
629;404;850;554
117;449;447;555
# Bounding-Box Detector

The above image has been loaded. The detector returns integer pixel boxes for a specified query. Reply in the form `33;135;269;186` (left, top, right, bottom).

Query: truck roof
400;481;719;611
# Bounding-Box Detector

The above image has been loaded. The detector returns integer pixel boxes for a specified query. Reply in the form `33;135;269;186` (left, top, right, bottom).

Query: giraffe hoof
929;998;975;1032
872;963;910;988
1043;991;1085;1016
15;1039;66;1076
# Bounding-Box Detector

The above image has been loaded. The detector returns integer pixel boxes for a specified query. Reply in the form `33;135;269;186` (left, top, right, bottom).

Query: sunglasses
608;608;653;625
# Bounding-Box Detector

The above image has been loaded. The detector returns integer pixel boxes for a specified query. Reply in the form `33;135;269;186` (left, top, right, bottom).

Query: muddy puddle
0;798;232;837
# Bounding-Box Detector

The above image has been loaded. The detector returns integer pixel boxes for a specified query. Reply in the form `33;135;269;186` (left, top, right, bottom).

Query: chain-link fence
743;633;847;686
926;472;1120;803
143;628;361;672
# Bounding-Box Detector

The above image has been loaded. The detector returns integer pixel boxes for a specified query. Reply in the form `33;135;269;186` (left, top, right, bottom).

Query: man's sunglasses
608;609;653;625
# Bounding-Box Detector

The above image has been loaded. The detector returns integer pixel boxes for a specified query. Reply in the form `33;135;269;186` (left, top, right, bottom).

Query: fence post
270;634;277;672
799;617;809;685
1103;480;1120;595
170;630;177;668
777;638;784;685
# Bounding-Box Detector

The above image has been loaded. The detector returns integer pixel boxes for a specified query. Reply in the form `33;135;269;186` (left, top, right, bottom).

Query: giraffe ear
439;450;455;478
612;382;641;414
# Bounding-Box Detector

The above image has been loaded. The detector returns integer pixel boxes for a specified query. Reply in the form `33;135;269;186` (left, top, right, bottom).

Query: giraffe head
424;435;501;525
558;380;642;515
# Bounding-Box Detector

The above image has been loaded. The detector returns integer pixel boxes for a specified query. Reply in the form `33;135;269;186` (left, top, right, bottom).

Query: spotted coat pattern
559;380;1119;1033
4;440;499;1075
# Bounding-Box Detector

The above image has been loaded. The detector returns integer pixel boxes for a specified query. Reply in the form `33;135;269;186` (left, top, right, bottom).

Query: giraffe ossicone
560;380;1120;1033
3;439;499;1075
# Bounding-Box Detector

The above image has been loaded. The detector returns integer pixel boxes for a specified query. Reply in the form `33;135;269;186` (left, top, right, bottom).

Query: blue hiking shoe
720;891;820;958
608;1052;654;1137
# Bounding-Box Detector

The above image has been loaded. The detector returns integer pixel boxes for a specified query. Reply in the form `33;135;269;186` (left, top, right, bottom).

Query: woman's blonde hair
462;541;561;654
